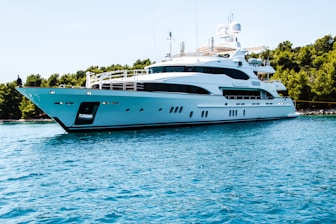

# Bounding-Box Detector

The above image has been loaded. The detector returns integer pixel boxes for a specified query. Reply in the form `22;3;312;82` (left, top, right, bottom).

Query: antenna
180;42;185;56
166;31;173;58
228;11;234;22
209;37;214;52
195;0;199;58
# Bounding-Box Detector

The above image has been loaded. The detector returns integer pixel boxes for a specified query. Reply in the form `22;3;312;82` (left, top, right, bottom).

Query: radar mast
216;13;241;49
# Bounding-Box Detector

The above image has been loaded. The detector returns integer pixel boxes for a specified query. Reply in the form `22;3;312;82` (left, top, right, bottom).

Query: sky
1;0;335;84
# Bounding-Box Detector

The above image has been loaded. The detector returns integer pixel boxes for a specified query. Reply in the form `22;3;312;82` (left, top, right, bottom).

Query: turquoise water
0;117;335;223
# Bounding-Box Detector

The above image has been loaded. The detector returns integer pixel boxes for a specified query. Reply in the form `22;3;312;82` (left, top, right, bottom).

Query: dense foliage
0;35;335;119
250;35;336;108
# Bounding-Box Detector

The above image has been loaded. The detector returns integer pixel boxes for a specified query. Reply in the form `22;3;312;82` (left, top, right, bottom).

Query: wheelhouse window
148;66;250;80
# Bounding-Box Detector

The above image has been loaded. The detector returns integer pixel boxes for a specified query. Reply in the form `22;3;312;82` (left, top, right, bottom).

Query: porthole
159;108;163;111
205;111;208;117
179;107;183;113
189;111;193;118
170;107;174;113
174;107;179;113
126;108;130;112
140;108;144;112
229;110;238;117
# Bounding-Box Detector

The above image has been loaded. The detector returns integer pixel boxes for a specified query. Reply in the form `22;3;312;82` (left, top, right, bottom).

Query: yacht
16;20;299;132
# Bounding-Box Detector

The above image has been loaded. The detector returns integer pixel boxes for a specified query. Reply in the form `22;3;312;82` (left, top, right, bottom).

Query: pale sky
1;0;335;84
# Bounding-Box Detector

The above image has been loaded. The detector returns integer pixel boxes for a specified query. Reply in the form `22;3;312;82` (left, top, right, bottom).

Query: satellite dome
230;22;241;34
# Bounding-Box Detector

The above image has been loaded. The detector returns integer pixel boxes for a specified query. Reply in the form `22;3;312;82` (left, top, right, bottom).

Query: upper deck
87;48;275;91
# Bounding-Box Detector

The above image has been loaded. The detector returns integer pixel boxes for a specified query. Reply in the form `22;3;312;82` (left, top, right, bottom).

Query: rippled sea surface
0;116;335;223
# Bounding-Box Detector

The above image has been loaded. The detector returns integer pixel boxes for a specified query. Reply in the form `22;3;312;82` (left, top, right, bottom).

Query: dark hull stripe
57;116;294;133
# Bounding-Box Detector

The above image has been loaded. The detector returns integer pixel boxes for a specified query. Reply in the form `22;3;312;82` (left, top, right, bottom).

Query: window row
222;89;274;100
142;83;210;94
148;66;250;80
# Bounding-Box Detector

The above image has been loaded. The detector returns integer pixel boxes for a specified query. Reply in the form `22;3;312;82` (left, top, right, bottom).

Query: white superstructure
17;20;298;132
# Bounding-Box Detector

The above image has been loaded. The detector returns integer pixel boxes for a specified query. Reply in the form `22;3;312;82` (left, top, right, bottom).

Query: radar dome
230;22;241;34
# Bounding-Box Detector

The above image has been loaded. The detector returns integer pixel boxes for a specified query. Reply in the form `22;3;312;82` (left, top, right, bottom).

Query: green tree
287;70;311;101
86;65;103;74
47;74;60;87
312;53;328;70
132;58;152;69
277;40;293;51
272;41;299;72
272;67;290;87
25;74;45;87
312;35;335;56
310;50;336;101
75;70;86;86
19;97;38;119
297;45;313;69
59;74;77;86
0;82;22;119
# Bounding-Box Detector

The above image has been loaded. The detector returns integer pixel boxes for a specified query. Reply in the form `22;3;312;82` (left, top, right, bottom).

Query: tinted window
148;66;249;80
165;66;185;72
143;83;209;94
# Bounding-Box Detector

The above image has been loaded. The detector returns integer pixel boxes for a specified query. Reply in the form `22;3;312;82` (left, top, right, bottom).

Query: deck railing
86;69;147;90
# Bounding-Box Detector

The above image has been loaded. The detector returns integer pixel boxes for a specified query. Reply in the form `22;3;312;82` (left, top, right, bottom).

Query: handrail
87;69;147;90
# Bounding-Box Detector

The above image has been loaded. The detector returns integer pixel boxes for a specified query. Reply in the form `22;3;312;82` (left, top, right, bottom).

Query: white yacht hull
17;87;298;132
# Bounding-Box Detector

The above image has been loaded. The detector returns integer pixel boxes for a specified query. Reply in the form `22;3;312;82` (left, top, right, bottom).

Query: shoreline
0;119;55;123
297;108;336;115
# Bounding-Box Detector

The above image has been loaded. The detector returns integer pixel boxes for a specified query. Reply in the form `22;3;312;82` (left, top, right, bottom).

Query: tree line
1;35;335;119
250;35;336;108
